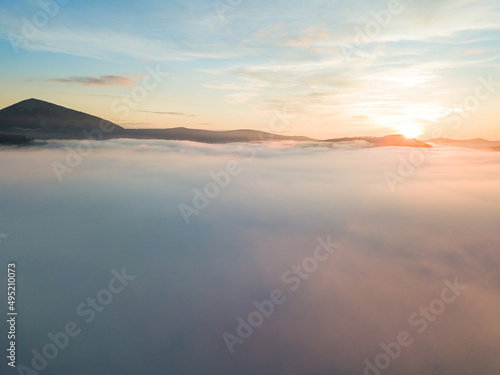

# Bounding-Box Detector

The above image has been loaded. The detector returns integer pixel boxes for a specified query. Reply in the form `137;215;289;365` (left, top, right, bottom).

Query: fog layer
1;140;499;375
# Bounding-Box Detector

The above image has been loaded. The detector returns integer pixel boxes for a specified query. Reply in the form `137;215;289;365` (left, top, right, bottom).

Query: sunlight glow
397;123;422;139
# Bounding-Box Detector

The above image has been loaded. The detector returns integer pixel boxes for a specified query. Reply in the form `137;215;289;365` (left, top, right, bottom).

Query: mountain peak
7;98;65;110
0;98;123;138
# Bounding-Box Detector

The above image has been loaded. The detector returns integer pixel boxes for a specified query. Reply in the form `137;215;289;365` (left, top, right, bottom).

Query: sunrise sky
1;0;499;139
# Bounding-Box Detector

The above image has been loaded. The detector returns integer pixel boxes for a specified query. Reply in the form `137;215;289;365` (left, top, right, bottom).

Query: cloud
465;49;487;55
0;142;499;374
202;83;251;91
55;92;117;98
48;75;135;86
138;110;197;117
287;23;331;49
0;8;240;62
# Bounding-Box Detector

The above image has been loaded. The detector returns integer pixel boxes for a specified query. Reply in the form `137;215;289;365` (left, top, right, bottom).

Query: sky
1;0;500;139
1;141;500;374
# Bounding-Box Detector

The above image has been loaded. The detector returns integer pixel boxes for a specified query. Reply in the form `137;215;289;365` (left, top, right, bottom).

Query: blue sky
1;0;500;138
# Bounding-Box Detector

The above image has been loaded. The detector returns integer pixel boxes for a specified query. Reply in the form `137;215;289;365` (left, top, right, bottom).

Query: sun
397;124;422;139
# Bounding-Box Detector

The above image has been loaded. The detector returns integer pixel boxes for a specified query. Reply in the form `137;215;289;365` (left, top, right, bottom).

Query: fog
1;140;499;375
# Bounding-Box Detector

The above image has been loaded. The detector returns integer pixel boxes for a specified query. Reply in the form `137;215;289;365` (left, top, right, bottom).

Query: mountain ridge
0;98;433;147
426;137;500;151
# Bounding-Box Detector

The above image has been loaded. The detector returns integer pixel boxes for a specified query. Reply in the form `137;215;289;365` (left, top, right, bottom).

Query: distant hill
325;134;432;148
0;99;313;143
121;128;314;143
427;138;500;150
0;98;434;147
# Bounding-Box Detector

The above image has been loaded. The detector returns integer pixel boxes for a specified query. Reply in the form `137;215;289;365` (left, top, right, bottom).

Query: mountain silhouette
427;138;500;150
0;98;433;147
0;98;124;138
325;134;432;148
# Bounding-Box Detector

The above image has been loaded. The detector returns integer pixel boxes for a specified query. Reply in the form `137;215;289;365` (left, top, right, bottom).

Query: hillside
0;98;124;139
0;99;434;147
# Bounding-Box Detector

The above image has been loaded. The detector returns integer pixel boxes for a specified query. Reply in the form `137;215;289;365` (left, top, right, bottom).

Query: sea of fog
0;139;499;375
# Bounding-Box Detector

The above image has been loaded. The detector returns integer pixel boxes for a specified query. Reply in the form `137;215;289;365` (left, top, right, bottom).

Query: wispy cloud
138;110;196;117
56;92;117;98
48;75;135;86
465;49;487;55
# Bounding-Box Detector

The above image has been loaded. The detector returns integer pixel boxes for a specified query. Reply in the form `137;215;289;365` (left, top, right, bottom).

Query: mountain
325;134;432;148
427;138;500;150
120;128;313;143
0;98;124;139
0;99;313;143
0;99;432;147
